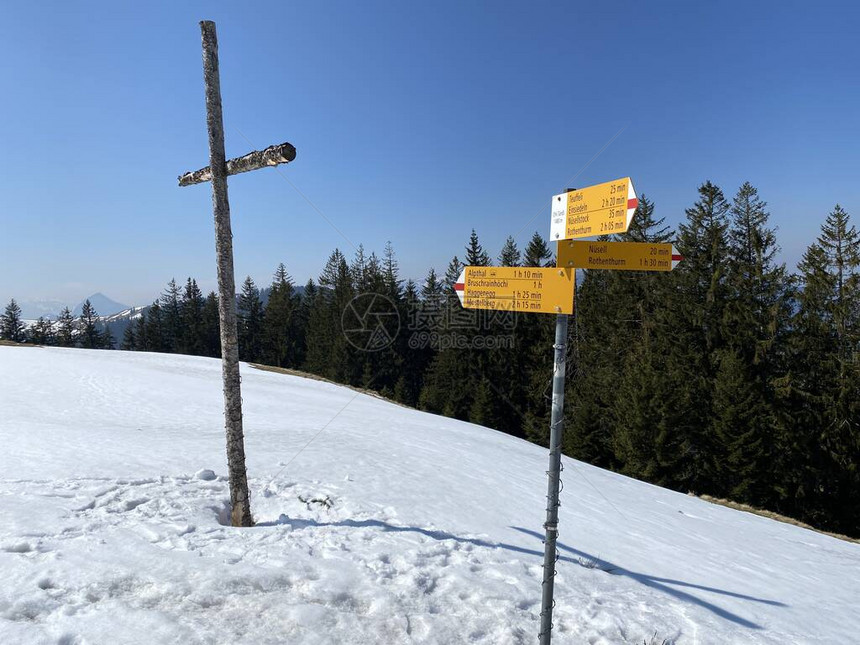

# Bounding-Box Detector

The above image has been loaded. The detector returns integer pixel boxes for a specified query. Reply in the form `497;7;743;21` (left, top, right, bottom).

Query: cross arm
178;141;296;187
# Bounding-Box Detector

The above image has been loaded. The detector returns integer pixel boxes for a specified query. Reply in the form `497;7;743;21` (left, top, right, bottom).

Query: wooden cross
178;20;296;527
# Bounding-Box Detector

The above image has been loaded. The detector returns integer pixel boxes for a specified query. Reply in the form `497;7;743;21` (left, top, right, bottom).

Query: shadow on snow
255;515;785;629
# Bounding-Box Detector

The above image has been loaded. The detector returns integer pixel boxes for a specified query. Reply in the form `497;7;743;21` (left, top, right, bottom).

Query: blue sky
1;1;858;307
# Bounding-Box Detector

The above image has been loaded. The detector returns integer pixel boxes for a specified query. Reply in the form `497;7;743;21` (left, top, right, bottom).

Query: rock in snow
0;346;857;644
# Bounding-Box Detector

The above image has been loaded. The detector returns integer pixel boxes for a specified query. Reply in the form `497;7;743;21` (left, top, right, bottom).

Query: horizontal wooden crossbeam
178;141;296;187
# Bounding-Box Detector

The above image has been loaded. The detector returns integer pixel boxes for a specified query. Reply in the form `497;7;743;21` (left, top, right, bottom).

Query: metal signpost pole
539;311;569;644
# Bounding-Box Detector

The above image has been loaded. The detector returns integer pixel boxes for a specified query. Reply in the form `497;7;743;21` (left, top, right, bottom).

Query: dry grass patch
698;494;859;544
248;363;411;409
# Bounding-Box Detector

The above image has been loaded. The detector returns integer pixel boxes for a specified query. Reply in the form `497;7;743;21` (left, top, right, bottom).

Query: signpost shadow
255;514;784;629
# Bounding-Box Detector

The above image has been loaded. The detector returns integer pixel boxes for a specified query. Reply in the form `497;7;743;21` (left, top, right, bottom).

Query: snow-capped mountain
15;299;68;320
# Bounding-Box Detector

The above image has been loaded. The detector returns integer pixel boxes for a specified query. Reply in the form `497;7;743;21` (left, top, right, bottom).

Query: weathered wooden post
179;20;296;527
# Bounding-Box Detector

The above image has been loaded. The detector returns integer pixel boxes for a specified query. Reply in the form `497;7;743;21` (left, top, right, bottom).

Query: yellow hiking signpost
454;266;574;314
557;240;684;272
550;176;638;240
449;177;682;645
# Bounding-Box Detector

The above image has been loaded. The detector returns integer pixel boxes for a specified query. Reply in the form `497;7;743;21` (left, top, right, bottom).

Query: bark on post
178;142;297;187
199;20;253;528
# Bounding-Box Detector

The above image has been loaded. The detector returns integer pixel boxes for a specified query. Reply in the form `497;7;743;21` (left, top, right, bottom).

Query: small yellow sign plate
557;240;683;272
550;177;638;240
455;266;574;314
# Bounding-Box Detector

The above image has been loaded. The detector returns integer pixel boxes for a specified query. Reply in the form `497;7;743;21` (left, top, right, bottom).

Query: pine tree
713;182;791;505
620;194;672;243
382;241;403;300
818;205;860;361
261;263;298;367
443;255;463;292
121;323;137;350
350;245;371;292
677;181;731;355
421;233;497;424
56;307;75;347
145;301;166;352
565;257;617;465
291;280;315;367
523;231;553;267
659;181;730;492
102;323;115;349
519;233;555;444
421;267;443;300
78;299;103;349
1;299;26;342
237;276;264;362
29;316;55;345
395;278;426;405
788;206;860;533
133;313;148;351
304;250;353;381
465;229;490;266
498;236;521;267
202;292;221;357
160;279;182;352
179;278;206;355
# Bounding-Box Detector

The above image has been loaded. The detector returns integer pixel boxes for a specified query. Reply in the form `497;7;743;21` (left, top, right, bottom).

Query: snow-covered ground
0;346;857;644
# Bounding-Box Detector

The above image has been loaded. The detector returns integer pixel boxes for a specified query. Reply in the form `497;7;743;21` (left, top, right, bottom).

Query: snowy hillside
0;347;857;644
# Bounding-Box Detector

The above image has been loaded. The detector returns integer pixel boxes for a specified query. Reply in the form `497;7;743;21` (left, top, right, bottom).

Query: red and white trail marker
550;177;638;240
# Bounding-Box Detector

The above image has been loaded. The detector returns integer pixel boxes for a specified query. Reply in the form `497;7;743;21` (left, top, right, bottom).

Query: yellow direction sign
455;266;574;314
558;240;683;272
550;177;638;240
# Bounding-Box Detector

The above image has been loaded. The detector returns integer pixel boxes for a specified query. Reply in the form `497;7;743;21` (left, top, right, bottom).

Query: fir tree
160;279;182;352
237;276;264;362
202;292;221;357
522;231;553;267
498;236;521;267
1;299;26;342
78;300;103;349
382;241;403;300
56;307;75;347
304;250;353;381
121;323;137;351
787;207;860;533
465;229;491;266
102;323;115;349
818;205;860;360
350;245;368;291
179;278;206;355
145;301;166;352
29;316;55;346
293;280;316;366
443;255;463;292
421;267;443;300
395;278;426;406
656;181;731;491
133;313;148;351
620;194;672;243
713;182;791;504
261;263;299;368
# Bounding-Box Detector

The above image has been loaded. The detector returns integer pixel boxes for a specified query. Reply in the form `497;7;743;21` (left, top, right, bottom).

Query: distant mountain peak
72;293;129;318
